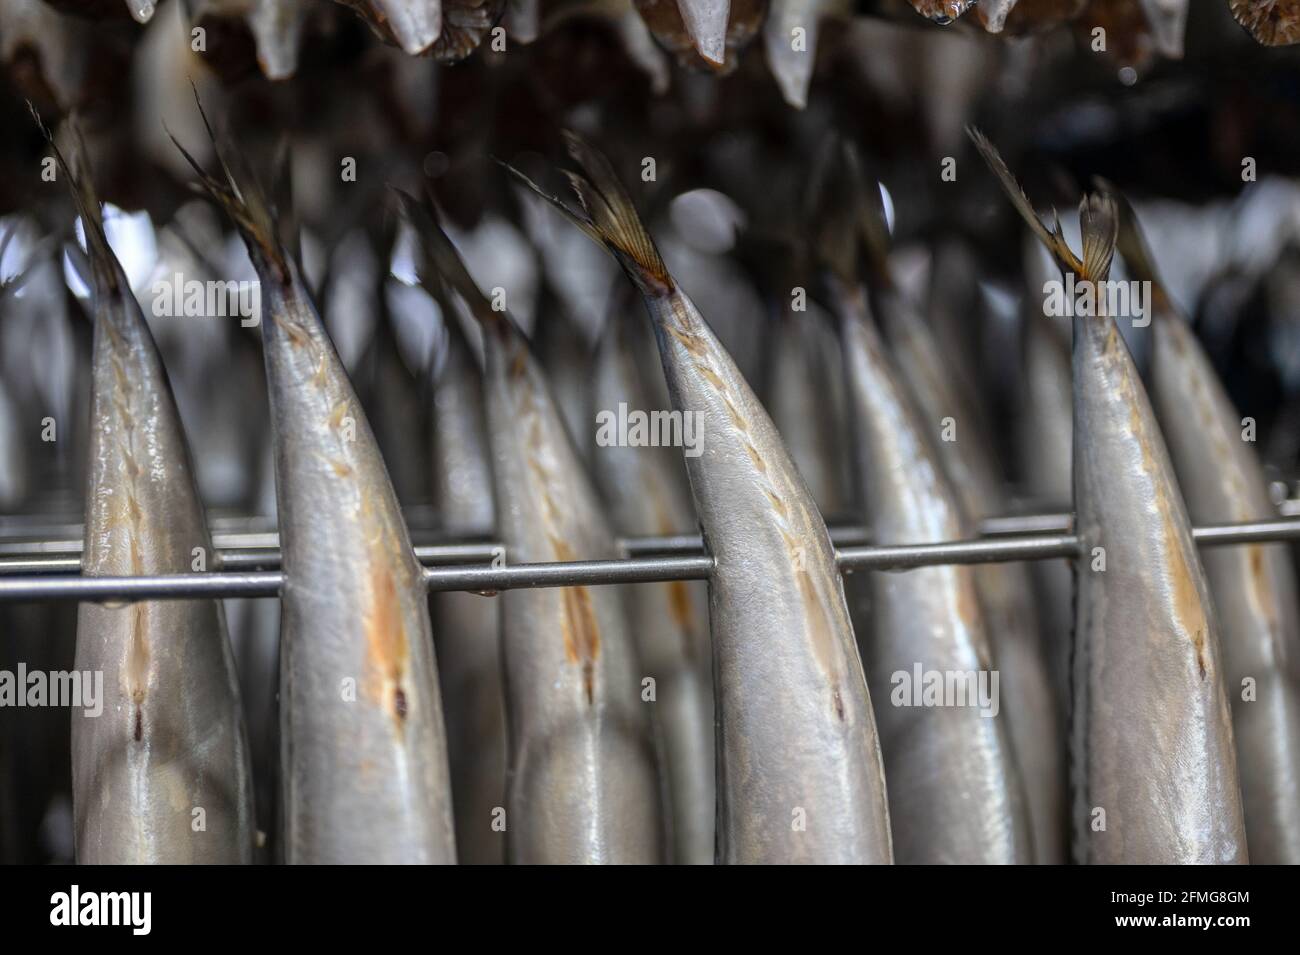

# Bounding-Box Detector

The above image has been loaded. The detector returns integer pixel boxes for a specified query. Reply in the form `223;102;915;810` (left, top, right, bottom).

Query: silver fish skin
57;129;254;864
1116;196;1300;863
427;307;507;866
875;253;1064;863
971;130;1247;863
178;127;456;864
831;278;1032;864
592;309;714;865
400;192;662;864
765;304;852;518
510;133;893;864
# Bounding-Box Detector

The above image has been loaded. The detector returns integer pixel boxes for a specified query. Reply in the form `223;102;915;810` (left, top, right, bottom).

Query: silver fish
423;285;507;866
859;171;1064;863
973;128;1248;863
592;299;714;865
176;109;456;863
815;146;1031;863
398;190;663;864
50;120;254;864
1109;186;1300;863
509;133;893;864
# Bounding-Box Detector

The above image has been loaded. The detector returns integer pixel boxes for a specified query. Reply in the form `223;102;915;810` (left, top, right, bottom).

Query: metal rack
1;499;1298;602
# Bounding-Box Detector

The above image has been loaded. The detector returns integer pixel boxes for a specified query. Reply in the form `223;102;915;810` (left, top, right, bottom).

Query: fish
1139;0;1188;57
632;0;766;73
591;291;714;864
854;154;1065;863
1228;0;1300;46
507;132;893;864
43;116;254;864
906;0;973;25
972;128;1248;863
814;141;1032;864
336;0;443;55
43;0;156;23
421;277;508;866
761;0;839;109
397;189;663;864
174;102;457;863
1106;182;1300;864
976;0;1019;32
765;302;852;520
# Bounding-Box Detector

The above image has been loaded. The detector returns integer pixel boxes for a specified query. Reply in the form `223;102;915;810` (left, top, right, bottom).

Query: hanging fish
506;133;893;864
417;271;508;866
1104;181;1300;864
972;128;1248;864
633;0;766;73
397;189;664;864
173;101;457;863
591;290;714;864
43;116;254;864
905;1;973;25
1228;0;1300;45
761;0;842;109
855;153;1066;864
814;140;1032;864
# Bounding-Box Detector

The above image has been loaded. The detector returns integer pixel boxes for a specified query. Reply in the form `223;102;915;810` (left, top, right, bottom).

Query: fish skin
175;115;456;863
861;194;1064;863
761;0;824;110
970;129;1248;863
677;0;730;64
1229;0;1300;46
399;192;663;864
52;121;254;864
427;305;507;866
592;307;714;865
977;0;1019;32
765;305;852;518
1112;191;1300;863
828;273;1031;864
508;133;893;864
906;0;972;24
247;0;307;81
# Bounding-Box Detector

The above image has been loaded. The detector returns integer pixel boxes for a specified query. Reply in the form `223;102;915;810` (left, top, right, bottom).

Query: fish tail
1091;176;1160;287
1077;193;1118;284
499;131;673;295
167;85;288;282
391;186;504;331
967;126;1085;276
30;106;122;297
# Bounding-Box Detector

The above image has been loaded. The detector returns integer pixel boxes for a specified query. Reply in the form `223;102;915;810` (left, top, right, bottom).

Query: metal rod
1;514;1297;603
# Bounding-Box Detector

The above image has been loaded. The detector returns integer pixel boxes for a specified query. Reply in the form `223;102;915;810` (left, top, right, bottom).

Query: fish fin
29;105;123;297
168;84;288;282
1091;176;1160;286
1078;193;1118;284
967;126;1084;275
502;132;673;294
390;186;501;329
807;136;866;284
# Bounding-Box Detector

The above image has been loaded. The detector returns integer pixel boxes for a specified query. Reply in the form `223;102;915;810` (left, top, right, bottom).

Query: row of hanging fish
3;93;1299;863
2;0;1296;122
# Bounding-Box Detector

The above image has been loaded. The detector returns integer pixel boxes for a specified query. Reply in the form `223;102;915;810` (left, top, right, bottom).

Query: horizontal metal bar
1;514;1297;603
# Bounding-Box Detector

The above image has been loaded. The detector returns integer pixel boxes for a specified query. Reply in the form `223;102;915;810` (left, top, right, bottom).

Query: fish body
428;307;507;865
178;119;456;863
511;134;893;864
971;130;1247;863
831;276;1031;864
1118;194;1300;863
592;308;714;865
60;125;254;864
401;193;662;864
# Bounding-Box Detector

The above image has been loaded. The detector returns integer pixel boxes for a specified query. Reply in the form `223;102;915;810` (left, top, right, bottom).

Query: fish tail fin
30;105;122;297
967;126;1084;275
168;84;288;281
390;186;501;329
500;131;673;295
1078;193;1118;284
1091;176;1160;287
808;135;872;285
